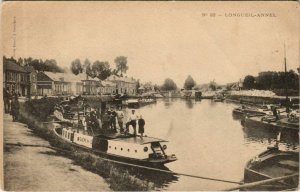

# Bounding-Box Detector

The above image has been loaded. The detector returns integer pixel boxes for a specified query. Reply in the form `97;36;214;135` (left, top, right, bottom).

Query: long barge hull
52;128;177;168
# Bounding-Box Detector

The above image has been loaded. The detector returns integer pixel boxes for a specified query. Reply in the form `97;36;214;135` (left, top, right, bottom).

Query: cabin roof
113;136;167;144
95;133;167;144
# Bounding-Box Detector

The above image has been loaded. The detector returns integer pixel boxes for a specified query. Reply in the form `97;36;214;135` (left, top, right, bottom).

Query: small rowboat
244;146;299;191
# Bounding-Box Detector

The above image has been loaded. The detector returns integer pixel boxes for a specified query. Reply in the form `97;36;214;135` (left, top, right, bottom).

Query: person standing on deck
138;115;145;138
102;111;110;131
116;106;124;133
110;108;117;132
128;110;138;136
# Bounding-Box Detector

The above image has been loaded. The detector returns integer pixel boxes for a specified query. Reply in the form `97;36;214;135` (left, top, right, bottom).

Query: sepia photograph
1;1;299;191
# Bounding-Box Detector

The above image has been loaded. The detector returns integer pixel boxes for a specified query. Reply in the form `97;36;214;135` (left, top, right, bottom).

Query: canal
128;99;299;190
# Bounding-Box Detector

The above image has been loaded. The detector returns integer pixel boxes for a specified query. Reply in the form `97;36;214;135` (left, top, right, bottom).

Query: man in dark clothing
11;93;19;122
102;111;110;131
109;108;117;132
138;115;145;137
3;88;11;114
272;106;279;120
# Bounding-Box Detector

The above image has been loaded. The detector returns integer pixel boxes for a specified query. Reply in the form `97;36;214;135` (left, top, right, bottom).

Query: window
135;150;137;153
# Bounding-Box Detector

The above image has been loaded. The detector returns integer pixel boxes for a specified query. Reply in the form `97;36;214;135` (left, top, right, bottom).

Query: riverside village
2;2;299;191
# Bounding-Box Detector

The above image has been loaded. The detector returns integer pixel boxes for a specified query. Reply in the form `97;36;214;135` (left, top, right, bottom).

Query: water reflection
135;99;298;190
185;99;194;109
243;126;299;150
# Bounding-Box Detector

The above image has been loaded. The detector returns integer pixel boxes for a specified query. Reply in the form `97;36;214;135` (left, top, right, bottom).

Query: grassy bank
17;98;156;191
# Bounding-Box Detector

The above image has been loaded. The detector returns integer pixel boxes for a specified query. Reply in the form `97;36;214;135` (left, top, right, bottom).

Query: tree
136;79;140;91
92;60;111;80
209;81;217;91
243;75;256;90
83;59;94;78
184;75;196;90
17;58;24;66
114;56;128;76
70;59;83;75
161;78;177;91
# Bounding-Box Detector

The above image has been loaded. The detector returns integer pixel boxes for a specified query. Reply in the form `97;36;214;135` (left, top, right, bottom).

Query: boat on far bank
232;104;280;119
242;113;299;131
125;97;157;108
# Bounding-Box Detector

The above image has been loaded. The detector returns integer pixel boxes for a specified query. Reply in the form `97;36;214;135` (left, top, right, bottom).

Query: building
99;80;117;95
37;71;102;96
107;75;137;95
37;72;86;96
24;65;38;96
3;60;30;96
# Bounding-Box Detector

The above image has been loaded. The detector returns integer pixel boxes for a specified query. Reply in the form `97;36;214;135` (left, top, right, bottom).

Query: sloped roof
4;60;27;73
37;72;53;82
43;72;65;81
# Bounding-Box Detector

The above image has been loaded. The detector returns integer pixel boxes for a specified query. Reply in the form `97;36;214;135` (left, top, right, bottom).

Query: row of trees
70;56;128;81
243;70;299;90
160;75;197;91
3;56;64;72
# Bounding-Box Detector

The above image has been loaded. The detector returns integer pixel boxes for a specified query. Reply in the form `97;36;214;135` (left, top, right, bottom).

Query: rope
225;174;299;191
5;142;242;185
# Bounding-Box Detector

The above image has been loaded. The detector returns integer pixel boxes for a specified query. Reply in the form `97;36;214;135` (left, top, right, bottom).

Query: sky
2;1;299;87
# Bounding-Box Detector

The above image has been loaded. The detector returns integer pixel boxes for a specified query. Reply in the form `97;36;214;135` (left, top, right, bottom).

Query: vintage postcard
1;1;299;191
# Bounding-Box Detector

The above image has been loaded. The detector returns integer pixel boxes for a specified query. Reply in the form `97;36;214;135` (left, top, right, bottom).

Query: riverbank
3;114;111;191
12;98;155;191
226;94;299;105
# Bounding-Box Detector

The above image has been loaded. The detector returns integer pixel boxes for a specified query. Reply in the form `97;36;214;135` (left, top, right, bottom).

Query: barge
52;124;177;167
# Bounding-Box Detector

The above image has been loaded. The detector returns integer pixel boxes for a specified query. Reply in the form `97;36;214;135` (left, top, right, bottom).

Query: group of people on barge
77;105;146;137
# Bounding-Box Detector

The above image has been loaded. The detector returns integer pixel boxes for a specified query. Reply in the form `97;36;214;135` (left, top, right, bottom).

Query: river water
128;99;299;190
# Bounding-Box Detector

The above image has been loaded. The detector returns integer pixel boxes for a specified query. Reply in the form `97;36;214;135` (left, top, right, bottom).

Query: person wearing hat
127;109;138;136
116;106;125;133
109;107;117;132
138;115;145;138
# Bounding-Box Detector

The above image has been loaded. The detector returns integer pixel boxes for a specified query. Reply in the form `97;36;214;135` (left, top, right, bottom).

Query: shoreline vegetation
17;98;156;191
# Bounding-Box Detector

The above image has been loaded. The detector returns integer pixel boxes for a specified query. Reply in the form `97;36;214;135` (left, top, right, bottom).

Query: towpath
3;114;110;191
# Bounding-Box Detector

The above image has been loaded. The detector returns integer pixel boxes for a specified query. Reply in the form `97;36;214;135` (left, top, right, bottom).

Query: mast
283;43;289;112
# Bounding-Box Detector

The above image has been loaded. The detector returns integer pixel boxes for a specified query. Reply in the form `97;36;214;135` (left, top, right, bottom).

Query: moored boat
126;97;157;108
243;146;299;191
52;125;177;167
242;114;299;131
232;105;274;119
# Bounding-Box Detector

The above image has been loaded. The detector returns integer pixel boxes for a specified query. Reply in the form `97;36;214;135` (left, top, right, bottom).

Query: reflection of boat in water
244;146;299;190
212;95;224;102
243;126;299;149
52;125;177;167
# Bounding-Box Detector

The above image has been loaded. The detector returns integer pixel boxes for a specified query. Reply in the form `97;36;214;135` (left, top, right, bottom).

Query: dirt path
4;114;110;191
